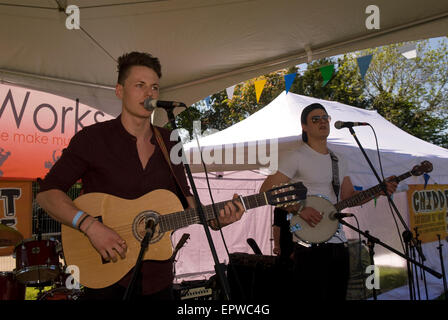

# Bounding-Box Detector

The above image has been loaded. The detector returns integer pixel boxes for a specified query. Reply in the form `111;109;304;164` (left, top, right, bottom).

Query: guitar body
289;195;339;244
61;189;183;289
59;182;308;289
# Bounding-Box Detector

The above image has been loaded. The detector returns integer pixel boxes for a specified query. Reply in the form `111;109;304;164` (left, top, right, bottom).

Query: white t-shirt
278;141;348;243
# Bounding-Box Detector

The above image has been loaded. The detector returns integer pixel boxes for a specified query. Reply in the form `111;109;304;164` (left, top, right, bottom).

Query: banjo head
289;195;340;244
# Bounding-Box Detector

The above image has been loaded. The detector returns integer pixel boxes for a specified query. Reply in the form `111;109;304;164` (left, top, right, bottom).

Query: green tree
175;38;448;147
361;39;448;147
289;56;368;109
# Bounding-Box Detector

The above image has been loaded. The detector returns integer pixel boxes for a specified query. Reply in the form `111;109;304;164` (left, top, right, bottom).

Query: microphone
247;238;263;255
330;212;354;220
145;215;159;239
334;121;369;129
143;98;187;111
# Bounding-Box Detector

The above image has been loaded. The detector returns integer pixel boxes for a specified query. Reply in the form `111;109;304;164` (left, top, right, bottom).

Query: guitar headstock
411;161;433;176
265;182;307;207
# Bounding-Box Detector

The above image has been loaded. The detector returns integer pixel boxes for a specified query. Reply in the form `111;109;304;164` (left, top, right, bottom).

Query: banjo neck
334;171;412;211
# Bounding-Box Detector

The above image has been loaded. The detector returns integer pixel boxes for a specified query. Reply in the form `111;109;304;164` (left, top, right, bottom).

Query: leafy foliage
175;38;448;147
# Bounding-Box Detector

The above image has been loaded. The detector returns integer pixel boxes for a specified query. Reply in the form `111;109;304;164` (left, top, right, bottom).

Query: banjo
288;161;433;244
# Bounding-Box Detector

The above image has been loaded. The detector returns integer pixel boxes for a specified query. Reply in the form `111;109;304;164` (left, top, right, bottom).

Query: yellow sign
407;184;448;243
0;179;33;256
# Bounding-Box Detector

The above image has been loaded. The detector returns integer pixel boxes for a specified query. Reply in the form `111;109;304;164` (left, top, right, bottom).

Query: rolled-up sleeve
38;129;91;193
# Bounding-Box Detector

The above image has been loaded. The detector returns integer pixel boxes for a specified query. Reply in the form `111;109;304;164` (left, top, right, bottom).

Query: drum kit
0;224;83;301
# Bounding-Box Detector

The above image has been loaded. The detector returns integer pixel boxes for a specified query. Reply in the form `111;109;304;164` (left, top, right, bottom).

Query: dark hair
301;103;327;143
117;52;162;85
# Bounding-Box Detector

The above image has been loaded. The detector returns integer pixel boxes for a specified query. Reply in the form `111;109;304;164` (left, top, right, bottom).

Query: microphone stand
339;219;443;299
165;108;232;300
347;126;436;298
123;219;155;300
413;227;428;300
436;234;448;300
363;230;377;300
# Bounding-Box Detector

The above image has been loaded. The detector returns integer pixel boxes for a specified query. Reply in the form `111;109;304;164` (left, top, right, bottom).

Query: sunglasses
310;115;331;124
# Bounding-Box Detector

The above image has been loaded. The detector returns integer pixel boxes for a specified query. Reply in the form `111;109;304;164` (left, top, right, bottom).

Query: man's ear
115;83;123;99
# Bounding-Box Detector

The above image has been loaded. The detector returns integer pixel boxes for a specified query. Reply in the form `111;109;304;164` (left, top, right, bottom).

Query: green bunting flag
320;65;334;87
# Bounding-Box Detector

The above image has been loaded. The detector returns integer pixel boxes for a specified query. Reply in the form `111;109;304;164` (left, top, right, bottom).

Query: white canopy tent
0;0;447;125
173;92;448;299
1;0;447;300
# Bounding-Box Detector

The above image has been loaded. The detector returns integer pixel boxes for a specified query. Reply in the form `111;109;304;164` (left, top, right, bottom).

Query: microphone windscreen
144;98;156;111
334;121;343;129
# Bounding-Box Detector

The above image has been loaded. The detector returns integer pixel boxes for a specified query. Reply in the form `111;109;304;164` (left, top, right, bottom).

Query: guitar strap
328;149;340;202
153;126;190;207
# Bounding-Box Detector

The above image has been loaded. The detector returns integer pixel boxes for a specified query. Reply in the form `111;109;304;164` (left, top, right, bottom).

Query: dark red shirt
39;115;192;294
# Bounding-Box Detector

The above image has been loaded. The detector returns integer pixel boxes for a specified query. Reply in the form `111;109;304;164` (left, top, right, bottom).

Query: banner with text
0;179;33;256
407;184;448;243
0;84;114;179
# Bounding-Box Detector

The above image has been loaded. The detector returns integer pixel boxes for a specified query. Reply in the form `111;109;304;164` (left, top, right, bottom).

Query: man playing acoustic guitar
36;52;245;300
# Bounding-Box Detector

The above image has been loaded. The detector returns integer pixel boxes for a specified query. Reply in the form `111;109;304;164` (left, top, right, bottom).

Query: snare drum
14;238;61;285
37;287;83;301
0;272;26;300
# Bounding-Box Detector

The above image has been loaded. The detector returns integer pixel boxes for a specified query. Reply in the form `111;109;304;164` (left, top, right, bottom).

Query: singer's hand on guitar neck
215;194;245;228
82;218;128;263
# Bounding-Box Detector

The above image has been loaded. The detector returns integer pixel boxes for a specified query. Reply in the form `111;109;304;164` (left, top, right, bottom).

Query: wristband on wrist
82;218;97;235
77;213;90;230
72;210;84;228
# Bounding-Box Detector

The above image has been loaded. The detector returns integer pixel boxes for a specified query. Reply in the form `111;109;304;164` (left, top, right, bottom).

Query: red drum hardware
0;272;26;300
37;287;82;301
14;238;62;285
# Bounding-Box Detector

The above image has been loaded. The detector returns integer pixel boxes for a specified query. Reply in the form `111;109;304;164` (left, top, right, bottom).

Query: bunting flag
204;95;211;108
254;79;267;103
226;85;236;100
319;65;334;87
356;54;373;80
284;73;297;94
423;173;430;189
398;43;417;59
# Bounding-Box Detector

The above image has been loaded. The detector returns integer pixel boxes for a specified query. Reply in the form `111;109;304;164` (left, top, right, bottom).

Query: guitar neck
335;171;412;211
159;193;268;232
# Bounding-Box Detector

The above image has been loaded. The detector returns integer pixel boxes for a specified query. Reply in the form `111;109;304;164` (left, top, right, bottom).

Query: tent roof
1;0;447;124
183;92;448;186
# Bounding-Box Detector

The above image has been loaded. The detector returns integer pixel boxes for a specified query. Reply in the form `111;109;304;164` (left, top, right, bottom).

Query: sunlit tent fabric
175;92;448;299
0;0;447;126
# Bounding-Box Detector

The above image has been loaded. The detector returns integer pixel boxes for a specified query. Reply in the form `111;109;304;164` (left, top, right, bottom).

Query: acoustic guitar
62;182;307;288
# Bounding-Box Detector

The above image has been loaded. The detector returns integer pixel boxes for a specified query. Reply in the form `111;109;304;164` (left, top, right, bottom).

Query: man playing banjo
260;103;398;300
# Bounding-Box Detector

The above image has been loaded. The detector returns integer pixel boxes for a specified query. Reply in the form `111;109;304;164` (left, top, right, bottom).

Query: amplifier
173;280;214;300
